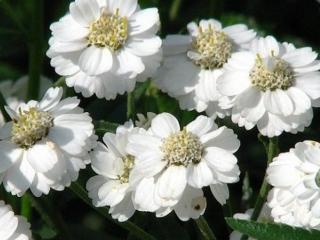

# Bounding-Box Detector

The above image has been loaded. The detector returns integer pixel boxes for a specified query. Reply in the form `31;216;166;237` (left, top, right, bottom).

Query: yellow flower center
87;9;128;51
190;25;232;70
250;54;294;91
118;155;135;184
161;128;203;167
11;107;53;149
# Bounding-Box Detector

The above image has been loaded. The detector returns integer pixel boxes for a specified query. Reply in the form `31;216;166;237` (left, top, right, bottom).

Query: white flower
0;87;95;197
0;200;32;240
268;188;320;229
86;121;142;222
217;36;320;137
155;19;256;114
47;0;162;100
266;141;320;228
0;76;52;127
127;113;240;209
229;205;271;240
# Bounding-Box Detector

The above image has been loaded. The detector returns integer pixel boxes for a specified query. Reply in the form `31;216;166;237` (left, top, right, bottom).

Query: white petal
210;183;229;205
69;0;100;26
151;113;180;138
186;115;216;137
287;87;311;115
109;193;135;222
156;166;187;201
98;180;128;207
0;142;22;173
109;0;138;17
3;154;35;196
126;37;162;56
187;161;214;188
263;89;294;116
133;177;159;212
283;47;317;68
39;87;63;111
217;71;251;96
129;8;159;35
163;35;192;56
174;186;206;221
27;141;59;173
79;46;113;75
204;147;238;173
200;127;240;153
295;72;320;100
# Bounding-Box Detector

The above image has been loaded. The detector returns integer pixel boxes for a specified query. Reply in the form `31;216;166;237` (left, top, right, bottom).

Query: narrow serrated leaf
225;218;320;240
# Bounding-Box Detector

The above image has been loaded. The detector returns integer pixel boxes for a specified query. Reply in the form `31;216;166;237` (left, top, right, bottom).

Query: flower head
0;200;32;240
127;113;240;210
217;36;320;137
86;121;143;222
0;87;95;197
155;19;256;115
267;141;320;229
47;0;162;100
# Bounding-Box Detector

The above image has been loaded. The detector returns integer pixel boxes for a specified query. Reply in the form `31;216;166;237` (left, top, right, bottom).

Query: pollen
161;128;203;167
189;25;232;70
87;9;128;51
118;155;135;184
250;54;294;92
11;107;53;149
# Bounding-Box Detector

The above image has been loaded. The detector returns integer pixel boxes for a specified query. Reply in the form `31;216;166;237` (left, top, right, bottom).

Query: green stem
127;92;135;120
20;195;32;220
0;92;10;122
169;0;183;21
240;137;279;240
195;216;217;240
53;77;66;88
70;182;156;240
27;0;44;100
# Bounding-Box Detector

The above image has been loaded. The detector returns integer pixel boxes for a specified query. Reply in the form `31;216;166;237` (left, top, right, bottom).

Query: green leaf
226;218;320;240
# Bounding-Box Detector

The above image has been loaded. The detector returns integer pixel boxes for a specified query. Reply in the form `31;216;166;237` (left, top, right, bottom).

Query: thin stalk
70;182;156;240
20;195;32;220
195;216;217;240
169;0;183;21
127;92;135;120
240;137;279;240
53;77;66;88
27;0;44;100
0;92;10;121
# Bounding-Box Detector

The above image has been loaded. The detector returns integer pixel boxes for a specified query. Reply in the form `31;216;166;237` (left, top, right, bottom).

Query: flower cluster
0;0;320;238
87;113;240;221
267;141;320;229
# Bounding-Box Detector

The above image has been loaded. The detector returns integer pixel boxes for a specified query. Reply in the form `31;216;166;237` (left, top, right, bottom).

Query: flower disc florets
250;54;294;91
119;155;135;184
11;107;53;149
191;25;232;70
161;128;203;167
87;9;128;51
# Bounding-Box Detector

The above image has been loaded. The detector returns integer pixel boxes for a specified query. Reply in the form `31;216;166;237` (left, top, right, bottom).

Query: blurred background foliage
0;0;320;239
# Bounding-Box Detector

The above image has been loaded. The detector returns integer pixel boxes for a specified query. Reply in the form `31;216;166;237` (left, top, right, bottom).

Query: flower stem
127;92;135;120
53;77;66;88
0;92;10;122
70;182;156;240
169;0;183;21
240;136;279;240
27;0;44;100
20;195;32;220
195;216;217;240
